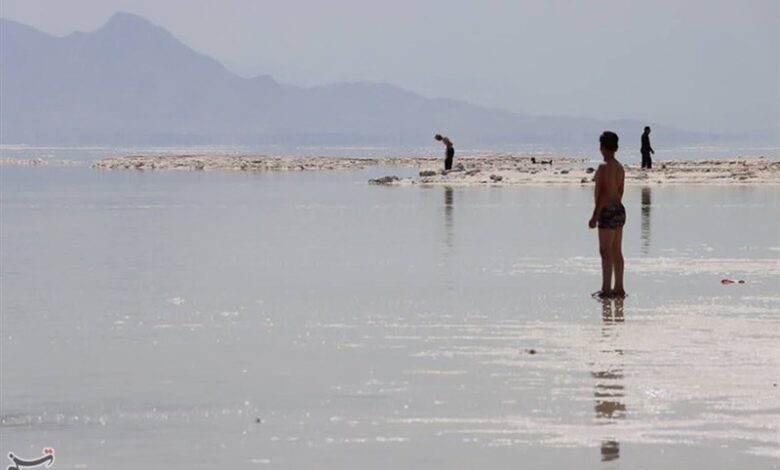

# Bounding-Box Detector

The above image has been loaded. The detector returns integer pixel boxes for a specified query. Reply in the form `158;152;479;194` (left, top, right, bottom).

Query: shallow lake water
1;166;778;469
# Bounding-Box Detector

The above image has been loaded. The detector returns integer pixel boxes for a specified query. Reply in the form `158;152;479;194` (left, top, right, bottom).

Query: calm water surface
1;167;779;469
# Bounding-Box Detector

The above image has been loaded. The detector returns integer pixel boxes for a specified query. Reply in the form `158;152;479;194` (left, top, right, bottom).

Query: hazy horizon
2;0;778;137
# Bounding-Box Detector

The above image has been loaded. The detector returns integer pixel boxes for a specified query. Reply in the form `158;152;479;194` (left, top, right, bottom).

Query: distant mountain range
1;13;707;147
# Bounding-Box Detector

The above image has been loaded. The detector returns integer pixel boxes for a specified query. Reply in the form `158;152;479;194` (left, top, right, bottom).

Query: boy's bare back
595;160;625;205
590;131;626;231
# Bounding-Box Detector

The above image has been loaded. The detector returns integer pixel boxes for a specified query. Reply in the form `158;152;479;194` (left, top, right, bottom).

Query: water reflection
443;186;454;291
444;186;454;249
641;187;652;255
593;298;626;462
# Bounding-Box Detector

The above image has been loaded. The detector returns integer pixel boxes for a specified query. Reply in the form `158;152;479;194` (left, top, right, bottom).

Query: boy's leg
612;226;625;296
598;228;616;294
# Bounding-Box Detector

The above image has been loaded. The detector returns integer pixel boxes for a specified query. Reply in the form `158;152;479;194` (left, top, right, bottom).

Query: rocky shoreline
371;156;780;186
91;154;780;185
90;154;433;171
4;154;779;185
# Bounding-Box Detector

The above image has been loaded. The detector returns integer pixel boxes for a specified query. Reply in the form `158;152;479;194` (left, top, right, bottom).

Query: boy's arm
618;167;625;198
589;167;603;228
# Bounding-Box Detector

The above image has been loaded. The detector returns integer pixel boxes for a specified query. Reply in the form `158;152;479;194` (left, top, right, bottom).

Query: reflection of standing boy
435;134;455;170
589;131;626;298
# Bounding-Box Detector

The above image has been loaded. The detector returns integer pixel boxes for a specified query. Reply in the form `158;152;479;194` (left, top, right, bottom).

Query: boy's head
435;134;443;141
599;131;619;157
644;126;651;134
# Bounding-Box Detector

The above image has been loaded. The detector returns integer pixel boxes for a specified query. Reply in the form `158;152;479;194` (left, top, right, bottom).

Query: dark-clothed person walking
641;126;654;169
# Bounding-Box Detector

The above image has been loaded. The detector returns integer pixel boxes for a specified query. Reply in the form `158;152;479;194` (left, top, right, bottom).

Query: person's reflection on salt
593;298;626;462
444;186;454;249
443;186;455;291
641;187;652;255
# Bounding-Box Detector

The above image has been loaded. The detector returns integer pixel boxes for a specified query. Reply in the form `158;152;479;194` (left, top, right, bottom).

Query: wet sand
85;154;780;185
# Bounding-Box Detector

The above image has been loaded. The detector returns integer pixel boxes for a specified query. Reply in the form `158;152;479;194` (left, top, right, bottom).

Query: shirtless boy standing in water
589;131;626;298
435;134;455;170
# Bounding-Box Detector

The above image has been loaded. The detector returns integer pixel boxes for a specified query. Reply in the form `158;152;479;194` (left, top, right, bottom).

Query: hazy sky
2;0;778;135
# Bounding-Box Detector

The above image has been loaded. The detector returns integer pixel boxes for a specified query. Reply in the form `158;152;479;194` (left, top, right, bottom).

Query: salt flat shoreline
3;154;780;185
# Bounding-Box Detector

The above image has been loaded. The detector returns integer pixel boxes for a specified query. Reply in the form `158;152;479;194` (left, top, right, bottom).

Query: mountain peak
104;12;155;29
95;12;167;39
